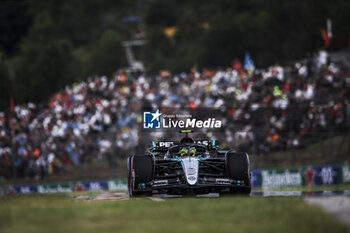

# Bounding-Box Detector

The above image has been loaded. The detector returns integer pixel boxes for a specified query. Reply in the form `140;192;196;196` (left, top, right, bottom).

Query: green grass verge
0;193;349;233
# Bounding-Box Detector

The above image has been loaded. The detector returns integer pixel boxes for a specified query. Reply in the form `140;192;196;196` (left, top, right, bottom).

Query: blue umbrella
122;16;142;24
244;52;255;71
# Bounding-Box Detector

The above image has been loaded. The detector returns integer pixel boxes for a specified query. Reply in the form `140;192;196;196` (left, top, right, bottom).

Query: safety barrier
251;164;349;188
0;179;127;195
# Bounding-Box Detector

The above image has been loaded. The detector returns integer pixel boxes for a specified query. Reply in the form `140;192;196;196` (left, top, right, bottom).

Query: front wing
135;159;249;194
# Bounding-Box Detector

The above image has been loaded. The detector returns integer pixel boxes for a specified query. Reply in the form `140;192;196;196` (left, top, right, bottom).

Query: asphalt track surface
305;196;350;227
74;190;350;226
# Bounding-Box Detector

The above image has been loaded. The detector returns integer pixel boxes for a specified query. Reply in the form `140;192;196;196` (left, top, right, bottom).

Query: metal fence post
290;131;295;167
253;131;258;168
328;130;333;163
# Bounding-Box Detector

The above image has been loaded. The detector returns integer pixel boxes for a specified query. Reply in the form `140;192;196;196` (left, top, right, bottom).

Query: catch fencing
1;164;350;194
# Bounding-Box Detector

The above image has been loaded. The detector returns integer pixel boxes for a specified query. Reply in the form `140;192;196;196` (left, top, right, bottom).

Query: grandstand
0;49;349;182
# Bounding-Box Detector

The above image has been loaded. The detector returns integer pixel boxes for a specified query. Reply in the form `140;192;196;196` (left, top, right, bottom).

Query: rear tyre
128;155;153;197
226;151;251;195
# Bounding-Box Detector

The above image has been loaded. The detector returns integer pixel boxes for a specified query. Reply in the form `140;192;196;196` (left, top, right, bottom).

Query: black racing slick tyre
128;155;153;197
226;152;251;195
127;156;133;197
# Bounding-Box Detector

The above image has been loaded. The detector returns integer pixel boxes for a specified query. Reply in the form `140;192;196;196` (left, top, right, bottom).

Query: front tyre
226;151;251;195
127;155;153;197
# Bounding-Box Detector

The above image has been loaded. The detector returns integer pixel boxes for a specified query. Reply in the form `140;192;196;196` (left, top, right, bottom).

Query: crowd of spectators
0;49;349;180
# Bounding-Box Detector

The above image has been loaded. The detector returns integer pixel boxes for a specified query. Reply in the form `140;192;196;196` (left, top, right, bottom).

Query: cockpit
164;144;210;159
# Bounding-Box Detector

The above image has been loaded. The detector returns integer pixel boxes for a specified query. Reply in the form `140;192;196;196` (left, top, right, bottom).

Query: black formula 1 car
127;130;251;197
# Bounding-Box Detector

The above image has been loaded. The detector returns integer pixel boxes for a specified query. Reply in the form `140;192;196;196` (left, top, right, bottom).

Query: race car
127;130;251;197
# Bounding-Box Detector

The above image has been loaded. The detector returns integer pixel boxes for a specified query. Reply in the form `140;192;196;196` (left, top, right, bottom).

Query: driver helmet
189;147;196;156
180;148;188;157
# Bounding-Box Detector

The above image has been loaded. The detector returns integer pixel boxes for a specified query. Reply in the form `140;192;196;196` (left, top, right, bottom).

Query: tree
14;39;76;103
87;30;125;76
0;52;11;109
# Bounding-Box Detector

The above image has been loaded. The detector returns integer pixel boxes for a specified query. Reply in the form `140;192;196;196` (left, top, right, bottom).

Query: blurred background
0;0;349;184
